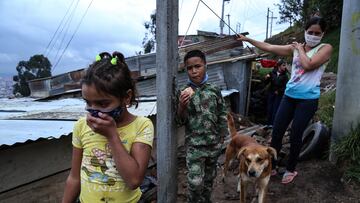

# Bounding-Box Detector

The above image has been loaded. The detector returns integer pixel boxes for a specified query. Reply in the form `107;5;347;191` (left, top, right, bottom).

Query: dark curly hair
276;59;285;68
82;51;138;108
184;49;206;64
305;17;327;32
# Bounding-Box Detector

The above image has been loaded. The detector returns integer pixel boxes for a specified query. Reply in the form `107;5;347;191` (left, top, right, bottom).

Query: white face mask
304;31;323;47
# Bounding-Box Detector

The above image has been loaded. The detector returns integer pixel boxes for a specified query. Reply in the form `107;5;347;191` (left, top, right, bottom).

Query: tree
13;54;52;96
306;0;342;30
142;11;156;54
276;0;343;30
276;0;304;27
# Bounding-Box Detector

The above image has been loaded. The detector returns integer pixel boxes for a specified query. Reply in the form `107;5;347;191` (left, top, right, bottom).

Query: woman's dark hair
82;51;138;108
184;49;206;64
305;17;327;32
276;59;285;68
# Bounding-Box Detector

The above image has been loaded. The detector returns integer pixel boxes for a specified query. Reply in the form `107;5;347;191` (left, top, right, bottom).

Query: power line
228;0;234;14
180;0;185;12
252;24;286;38
53;0;94;71
46;0;80;58
199;0;238;36
243;0;251;22
47;0;80;60
199;0;254;54
53;0;80;65
247;0;264;14
44;0;76;56
244;11;265;21
180;0;201;47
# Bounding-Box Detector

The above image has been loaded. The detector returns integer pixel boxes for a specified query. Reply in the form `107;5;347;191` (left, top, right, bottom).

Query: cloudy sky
0;0;288;77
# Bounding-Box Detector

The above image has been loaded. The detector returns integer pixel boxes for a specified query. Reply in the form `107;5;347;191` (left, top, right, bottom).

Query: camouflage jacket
175;82;228;146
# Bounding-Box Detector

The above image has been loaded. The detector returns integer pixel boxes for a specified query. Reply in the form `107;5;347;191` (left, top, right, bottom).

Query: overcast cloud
0;0;287;77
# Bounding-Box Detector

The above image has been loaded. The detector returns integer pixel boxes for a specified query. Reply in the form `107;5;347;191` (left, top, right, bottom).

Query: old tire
299;122;330;161
140;187;157;203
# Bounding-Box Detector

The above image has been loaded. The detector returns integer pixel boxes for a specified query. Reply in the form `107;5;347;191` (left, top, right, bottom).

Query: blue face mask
86;106;124;120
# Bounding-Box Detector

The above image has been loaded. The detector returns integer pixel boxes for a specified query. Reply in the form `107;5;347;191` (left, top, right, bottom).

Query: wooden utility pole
330;0;360;162
220;0;230;35
266;8;276;39
269;11;277;37
226;14;231;35
266;8;269;39
156;0;178;202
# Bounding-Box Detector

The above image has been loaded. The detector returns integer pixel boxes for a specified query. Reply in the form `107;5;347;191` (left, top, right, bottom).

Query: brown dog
223;113;277;203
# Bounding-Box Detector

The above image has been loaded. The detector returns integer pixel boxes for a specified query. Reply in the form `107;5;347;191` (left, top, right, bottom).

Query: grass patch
332;123;360;182
314;90;336;129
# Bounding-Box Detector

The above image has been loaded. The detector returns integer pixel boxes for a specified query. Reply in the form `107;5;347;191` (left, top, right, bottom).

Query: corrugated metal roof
136;65;227;96
178;35;243;60
129;101;156;117
0;90;237;147
0;97;157;120
0;98;157;147
177;65;226;89
0;98;85;120
0;120;74;146
126;35;247;73
0;89;234;121
128;90;237;117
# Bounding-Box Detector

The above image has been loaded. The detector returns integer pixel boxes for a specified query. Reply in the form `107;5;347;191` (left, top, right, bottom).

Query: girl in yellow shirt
62;52;154;203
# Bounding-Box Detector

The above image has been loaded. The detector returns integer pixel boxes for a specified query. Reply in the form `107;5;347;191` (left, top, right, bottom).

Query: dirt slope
176;155;360;203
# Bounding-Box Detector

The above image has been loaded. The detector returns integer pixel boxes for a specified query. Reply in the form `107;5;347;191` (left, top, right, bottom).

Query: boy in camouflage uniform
176;50;228;203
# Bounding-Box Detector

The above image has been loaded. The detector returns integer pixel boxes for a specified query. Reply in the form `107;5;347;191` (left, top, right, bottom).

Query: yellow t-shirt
72;116;154;203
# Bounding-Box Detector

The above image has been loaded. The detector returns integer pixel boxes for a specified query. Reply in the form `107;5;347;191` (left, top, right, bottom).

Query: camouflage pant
186;144;221;203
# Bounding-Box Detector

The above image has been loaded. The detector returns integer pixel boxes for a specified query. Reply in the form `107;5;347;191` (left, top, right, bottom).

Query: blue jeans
270;95;318;172
267;92;283;125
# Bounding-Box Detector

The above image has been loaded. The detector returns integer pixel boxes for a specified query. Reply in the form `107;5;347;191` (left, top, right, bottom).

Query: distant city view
0;77;14;98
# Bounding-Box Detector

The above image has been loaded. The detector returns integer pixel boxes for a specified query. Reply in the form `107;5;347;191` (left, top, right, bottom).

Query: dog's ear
237;147;247;159
267;147;277;160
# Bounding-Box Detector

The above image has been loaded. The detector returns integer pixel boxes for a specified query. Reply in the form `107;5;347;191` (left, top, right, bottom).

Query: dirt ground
175;153;360;203
172;72;356;203
174;98;360;203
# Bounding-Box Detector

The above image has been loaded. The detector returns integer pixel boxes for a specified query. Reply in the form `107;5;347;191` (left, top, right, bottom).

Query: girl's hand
291;42;304;51
86;112;118;138
236;34;248;42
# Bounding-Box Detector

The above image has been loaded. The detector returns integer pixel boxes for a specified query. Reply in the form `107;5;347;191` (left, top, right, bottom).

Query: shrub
332;123;360;182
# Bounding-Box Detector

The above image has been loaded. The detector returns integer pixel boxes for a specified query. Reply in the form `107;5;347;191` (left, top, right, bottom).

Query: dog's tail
227;113;237;138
